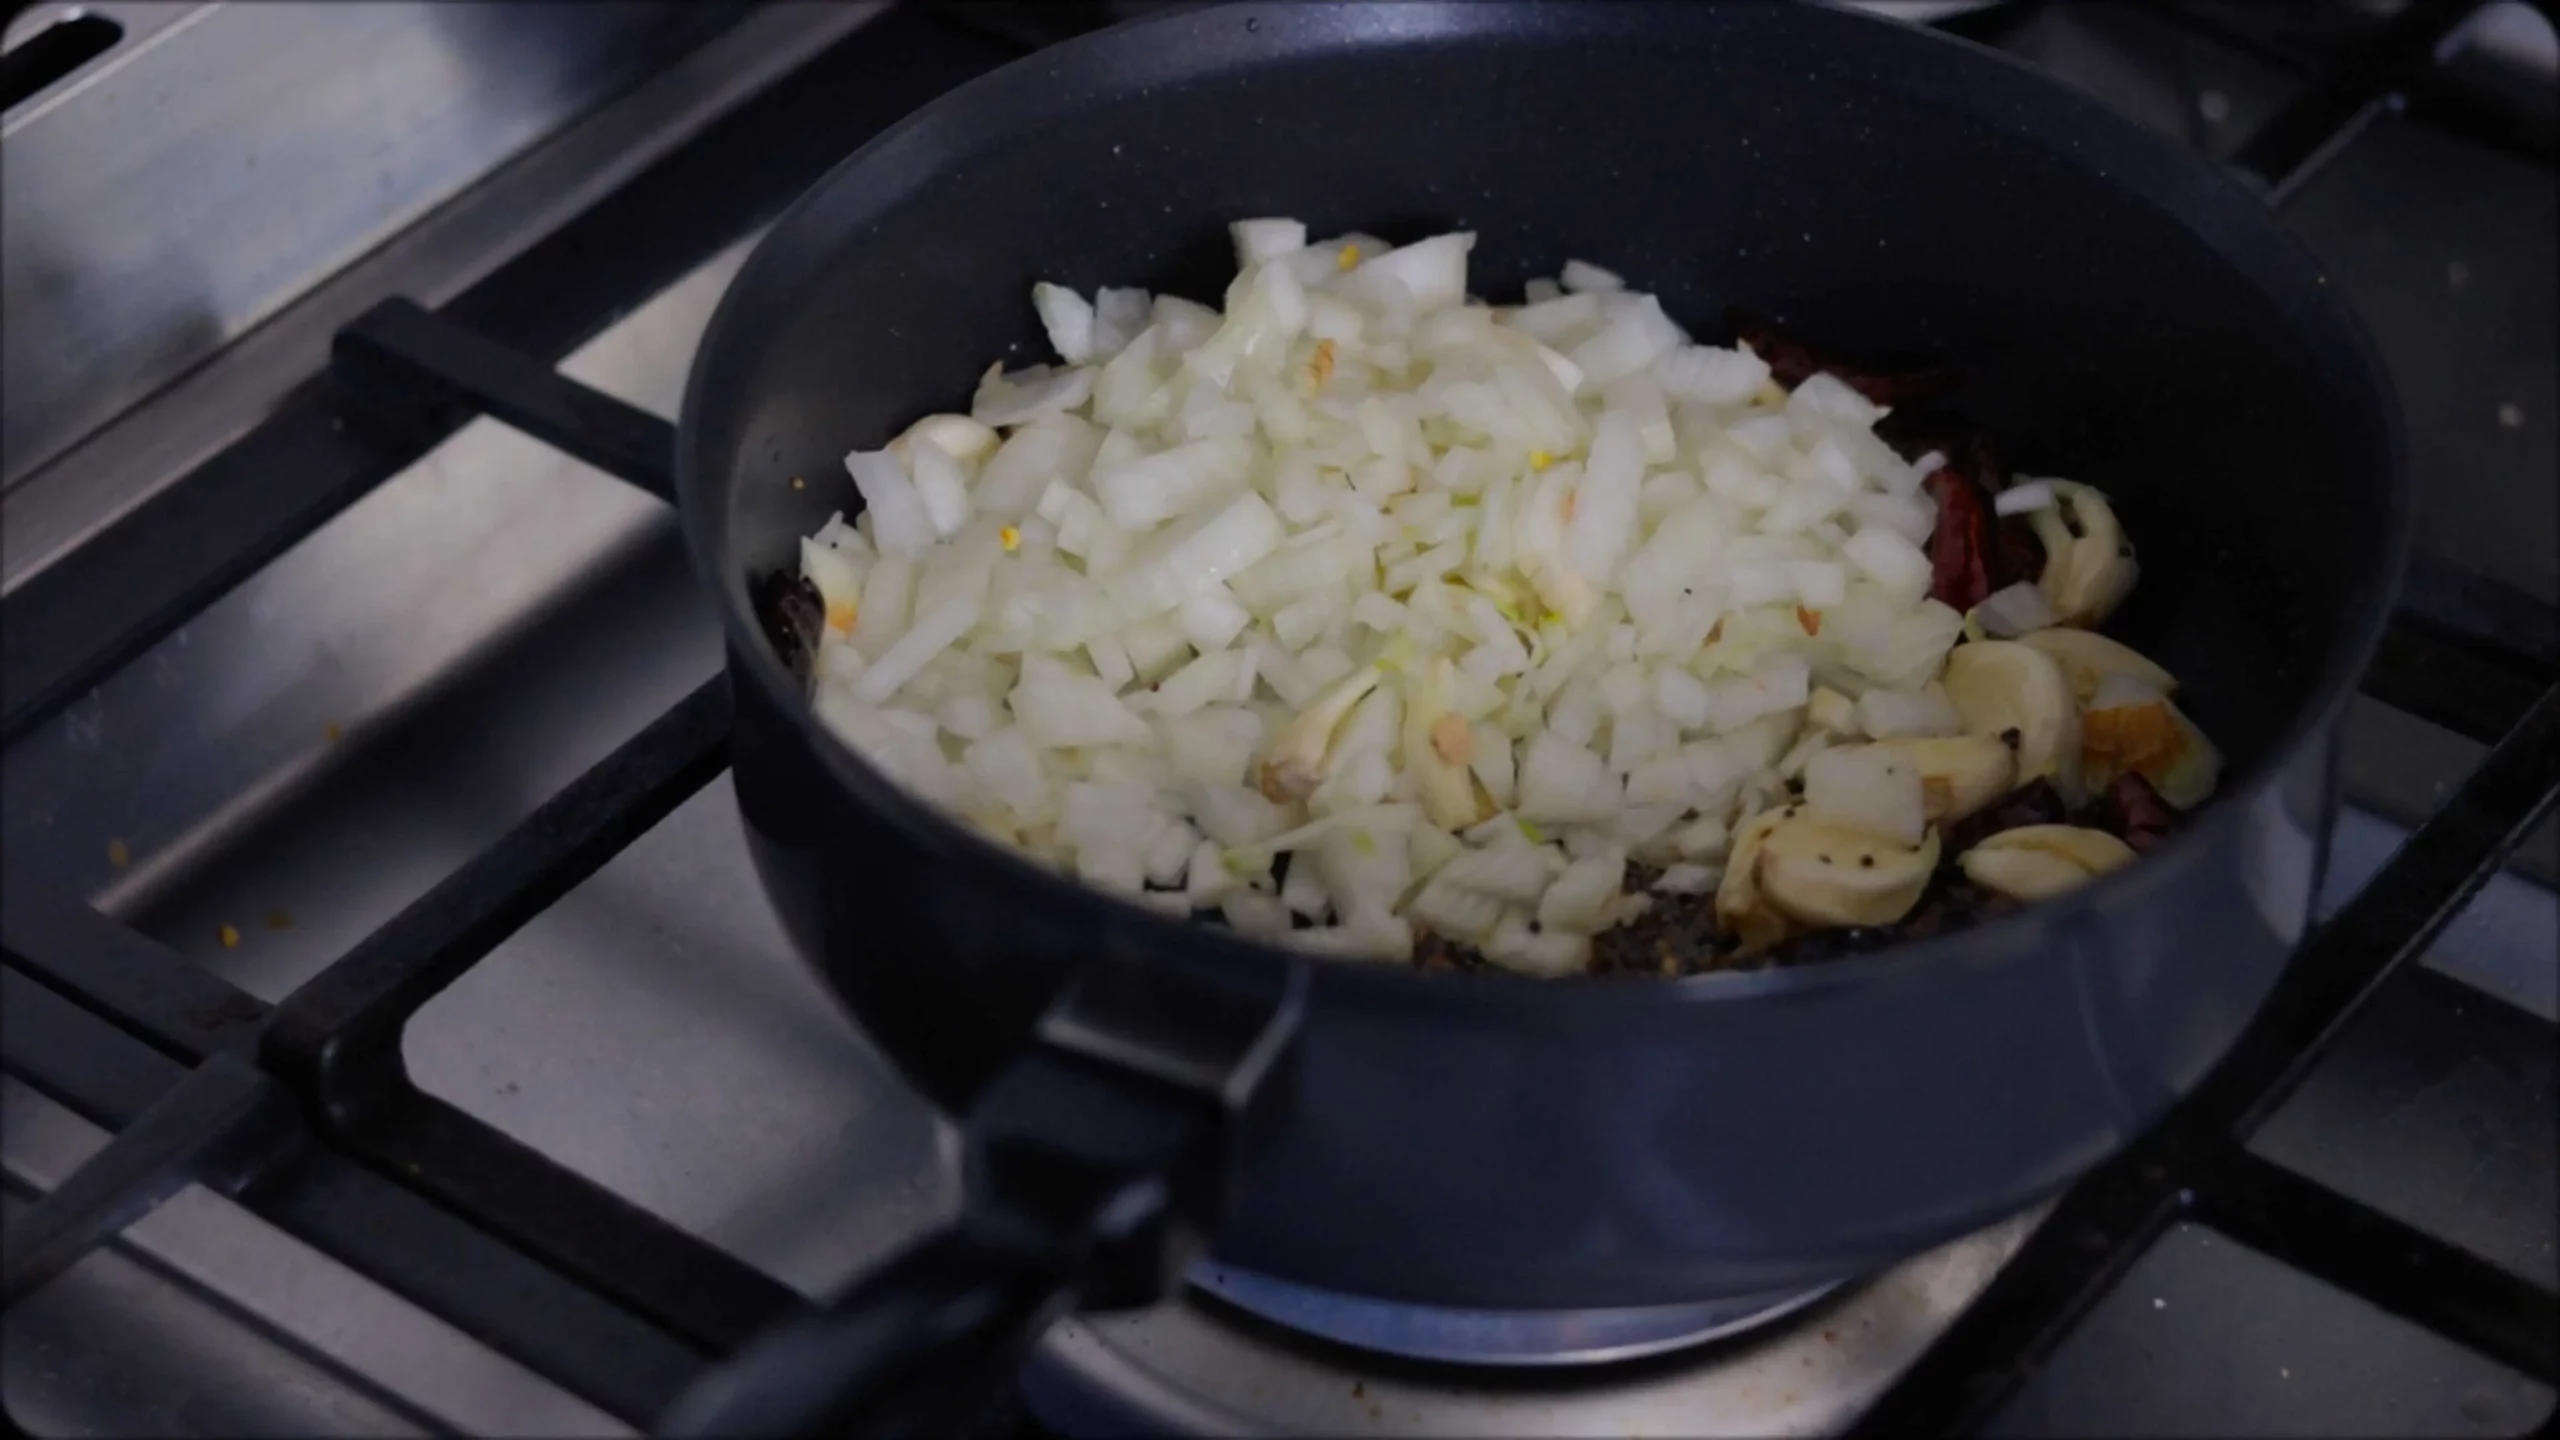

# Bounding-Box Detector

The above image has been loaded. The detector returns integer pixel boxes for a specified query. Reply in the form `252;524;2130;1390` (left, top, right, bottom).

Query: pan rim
676;0;2413;1013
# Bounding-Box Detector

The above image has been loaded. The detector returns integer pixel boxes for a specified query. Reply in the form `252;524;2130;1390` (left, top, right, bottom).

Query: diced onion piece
1974;581;2059;638
1843;525;1932;602
1567;294;1681;387
1994;479;2058;515
1802;744;1926;847
1231;217;1309;266
973;365;1096;427
1350;231;1475;312
1517;731;1620;824
1559;259;1625;293
844;449;936;557
1032;283;1097;363
1109;492;1286;618
1483;913;1589;977
906;433;972;536
1011;657;1150;748
854;598;980;704
890;413;1000;466
1856;684;1964;739
1178;582;1251;651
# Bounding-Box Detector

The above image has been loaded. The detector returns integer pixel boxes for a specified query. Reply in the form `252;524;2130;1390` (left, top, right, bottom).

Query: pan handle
660;949;1309;1437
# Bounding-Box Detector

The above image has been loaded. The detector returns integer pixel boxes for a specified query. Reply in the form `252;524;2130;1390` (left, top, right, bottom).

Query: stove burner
1188;1263;1840;1366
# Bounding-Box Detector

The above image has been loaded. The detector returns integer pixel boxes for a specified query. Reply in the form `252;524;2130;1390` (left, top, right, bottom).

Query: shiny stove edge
0;0;882;593
1189;1262;1844;1368
1031;1210;2047;1439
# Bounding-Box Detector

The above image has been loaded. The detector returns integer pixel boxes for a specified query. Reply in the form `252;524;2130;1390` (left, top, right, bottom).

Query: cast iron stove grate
3;1;2554;1434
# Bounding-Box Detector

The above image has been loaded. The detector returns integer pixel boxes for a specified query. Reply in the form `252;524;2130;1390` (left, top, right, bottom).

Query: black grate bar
6;911;802;1379
0;964;190;1130
2193;1148;2559;1385
2229;0;2503;203
0;963;715;1424
243;672;803;1357
1852;680;2560;1436
2145;0;2558;170
2208;682;2560;1139
344;1084;806;1358
333;299;679;504
0;877;271;1065
260;674;731;1125
2397;550;2560;674
247;1139;715;1424
2360;611;2556;752
1;1052;299;1310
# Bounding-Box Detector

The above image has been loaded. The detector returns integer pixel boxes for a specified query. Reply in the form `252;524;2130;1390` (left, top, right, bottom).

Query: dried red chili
1922;464;2002;612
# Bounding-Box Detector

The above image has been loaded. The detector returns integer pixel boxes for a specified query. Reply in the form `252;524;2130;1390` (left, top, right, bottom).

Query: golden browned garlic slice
2017;626;2177;703
2027;483;2138;627
1958;824;2136;901
1941;640;2083;802
2148;701;2221;809
1872;735;2018;824
2082;694;2224;810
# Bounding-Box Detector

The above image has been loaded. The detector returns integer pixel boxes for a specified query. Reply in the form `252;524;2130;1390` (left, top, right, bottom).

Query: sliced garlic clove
1755;819;1941;930
2027;483;2139;628
1957;847;2086;902
1713;809;1795;954
1941;640;2083;803
1958;823;2136;901
1874;734;2017;824
2017;626;2177;703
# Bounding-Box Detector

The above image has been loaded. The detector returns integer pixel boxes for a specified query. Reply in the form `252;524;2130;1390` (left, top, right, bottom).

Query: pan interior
687;0;2395;921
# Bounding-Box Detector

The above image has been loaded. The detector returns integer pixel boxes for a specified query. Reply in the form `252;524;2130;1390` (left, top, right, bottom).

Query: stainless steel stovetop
3;3;2553;1435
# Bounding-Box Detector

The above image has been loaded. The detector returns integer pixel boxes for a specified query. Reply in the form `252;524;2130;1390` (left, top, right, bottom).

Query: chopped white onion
1231;217;1309;266
796;220;2162;973
1032;283;1096;364
1975;580;2061;638
844;449;935;557
1803;743;1926;846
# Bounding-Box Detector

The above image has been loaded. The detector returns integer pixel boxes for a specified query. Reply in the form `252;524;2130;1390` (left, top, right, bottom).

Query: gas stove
2;2;2553;1435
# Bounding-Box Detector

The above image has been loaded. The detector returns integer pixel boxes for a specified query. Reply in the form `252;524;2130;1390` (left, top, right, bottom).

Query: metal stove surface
3;2;2555;1436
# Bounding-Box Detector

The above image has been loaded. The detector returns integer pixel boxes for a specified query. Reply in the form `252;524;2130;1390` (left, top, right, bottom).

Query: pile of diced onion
794;219;2180;975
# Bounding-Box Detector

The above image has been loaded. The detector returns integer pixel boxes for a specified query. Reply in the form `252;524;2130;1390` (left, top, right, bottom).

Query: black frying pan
658;2;2406;1431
